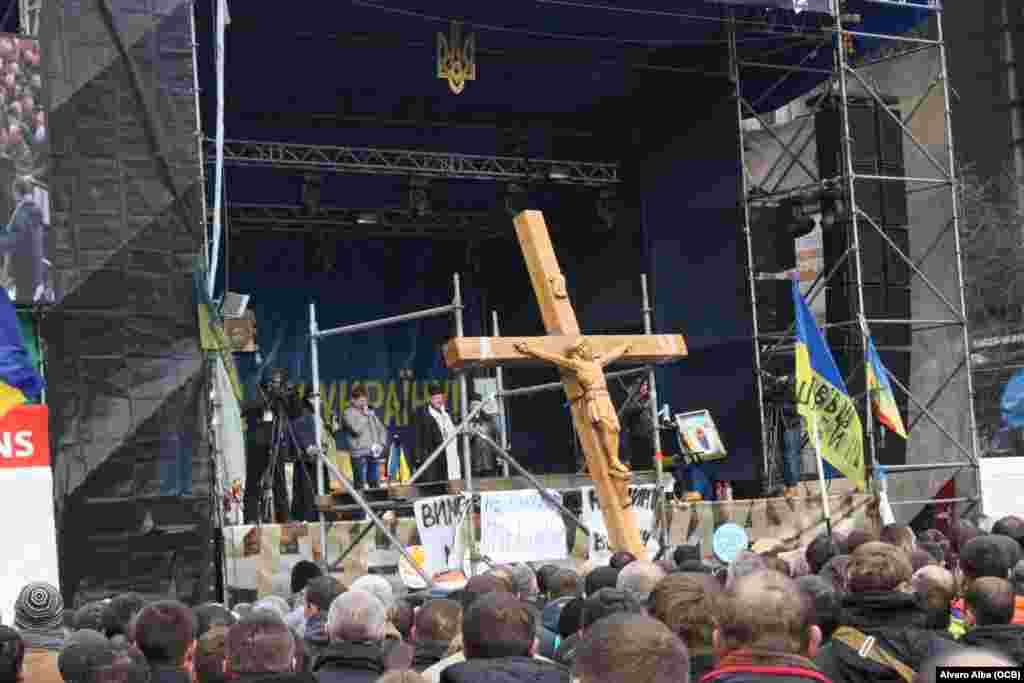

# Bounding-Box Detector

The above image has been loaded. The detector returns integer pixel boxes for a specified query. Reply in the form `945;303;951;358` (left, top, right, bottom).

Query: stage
225;475;873;598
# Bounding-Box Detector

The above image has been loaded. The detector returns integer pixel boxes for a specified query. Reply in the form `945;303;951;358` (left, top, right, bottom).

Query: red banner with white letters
0;404;49;468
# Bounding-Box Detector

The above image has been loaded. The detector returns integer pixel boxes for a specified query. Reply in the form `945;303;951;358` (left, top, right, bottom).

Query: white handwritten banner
480;489;568;565
582;485;661;560
413;495;467;579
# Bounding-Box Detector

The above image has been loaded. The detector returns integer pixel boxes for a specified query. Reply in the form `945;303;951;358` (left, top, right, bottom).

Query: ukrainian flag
388;442;411;484
866;333;908;439
792;279;866;491
0;288;43;416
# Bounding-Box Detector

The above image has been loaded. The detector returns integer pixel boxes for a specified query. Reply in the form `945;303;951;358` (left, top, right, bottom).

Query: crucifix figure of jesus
513;337;633;480
443;210;688;558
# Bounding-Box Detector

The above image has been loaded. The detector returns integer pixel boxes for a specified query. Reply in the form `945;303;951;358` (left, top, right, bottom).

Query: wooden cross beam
442;210;688;559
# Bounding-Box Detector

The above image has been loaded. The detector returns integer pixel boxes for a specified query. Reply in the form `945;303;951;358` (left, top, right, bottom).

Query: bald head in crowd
617;561;667;603
912;566;956;630
327;590;387;643
714;570;821;659
225;613;296;675
574;613;690;683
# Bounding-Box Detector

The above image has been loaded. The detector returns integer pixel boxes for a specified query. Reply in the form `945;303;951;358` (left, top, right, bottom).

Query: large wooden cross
443;210;687;558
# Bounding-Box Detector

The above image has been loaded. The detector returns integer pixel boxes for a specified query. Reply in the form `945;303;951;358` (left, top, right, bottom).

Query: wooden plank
513;210;581;336
444;334;687;370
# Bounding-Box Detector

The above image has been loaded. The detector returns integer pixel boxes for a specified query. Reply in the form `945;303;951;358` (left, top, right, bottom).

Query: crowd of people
5;515;1024;683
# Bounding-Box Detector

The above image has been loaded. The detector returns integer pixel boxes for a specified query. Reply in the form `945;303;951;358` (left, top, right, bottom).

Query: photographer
342;384;388;490
241;368;318;523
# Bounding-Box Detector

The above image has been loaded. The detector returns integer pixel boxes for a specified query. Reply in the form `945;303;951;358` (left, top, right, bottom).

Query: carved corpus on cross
443;210;687;559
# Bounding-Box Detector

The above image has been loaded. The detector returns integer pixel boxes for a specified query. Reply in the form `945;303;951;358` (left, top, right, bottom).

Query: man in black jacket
314;590;410;683
132;601;196;683
814;542;961;683
441;592;568;683
224;613;313;683
302;576;344;669
241;368;317;523
960;577;1024;664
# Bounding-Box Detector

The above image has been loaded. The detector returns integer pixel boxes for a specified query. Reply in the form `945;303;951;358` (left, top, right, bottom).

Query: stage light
548;167;570;181
356;212;379;225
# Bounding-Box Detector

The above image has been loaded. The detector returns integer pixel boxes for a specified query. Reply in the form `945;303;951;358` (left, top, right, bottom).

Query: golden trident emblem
437;21;476;95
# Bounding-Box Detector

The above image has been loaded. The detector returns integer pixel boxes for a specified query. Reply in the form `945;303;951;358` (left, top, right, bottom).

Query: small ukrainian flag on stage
0;288;43;417
388;441;412;484
866;333;908;439
792;278;866;491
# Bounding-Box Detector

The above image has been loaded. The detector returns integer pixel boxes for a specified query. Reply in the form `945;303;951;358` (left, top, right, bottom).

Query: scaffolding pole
309;274;467;573
492;311;512;478
730;16;772;494
641;274;669;551
729;0;979;508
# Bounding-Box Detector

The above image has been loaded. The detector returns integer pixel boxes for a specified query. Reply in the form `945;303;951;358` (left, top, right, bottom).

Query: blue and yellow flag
0;288;43;417
388;442;411;483
792;279;866;490
865;333;908;439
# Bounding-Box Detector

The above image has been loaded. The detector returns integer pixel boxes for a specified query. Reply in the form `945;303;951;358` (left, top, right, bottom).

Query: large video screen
0;35;51;305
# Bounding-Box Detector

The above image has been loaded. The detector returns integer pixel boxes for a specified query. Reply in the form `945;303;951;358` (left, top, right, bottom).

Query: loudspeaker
816;97;909;227
816;97;911;465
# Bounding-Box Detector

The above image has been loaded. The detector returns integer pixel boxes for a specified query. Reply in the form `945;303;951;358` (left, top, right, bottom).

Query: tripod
258;387;318;524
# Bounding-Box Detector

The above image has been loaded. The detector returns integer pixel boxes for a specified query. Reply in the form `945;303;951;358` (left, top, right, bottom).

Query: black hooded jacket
814;592;961;683
961;624;1024;665
313;641;392;683
440;656;570;683
412;639;452;672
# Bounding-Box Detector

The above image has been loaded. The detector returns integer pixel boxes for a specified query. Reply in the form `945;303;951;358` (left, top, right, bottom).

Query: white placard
480;489;568;565
979;457;1024;521
0;406;59;624
413;495;468;579
582;485;660;560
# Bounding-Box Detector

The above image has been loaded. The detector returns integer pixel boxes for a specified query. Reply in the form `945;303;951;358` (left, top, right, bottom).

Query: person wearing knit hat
14;581;64;683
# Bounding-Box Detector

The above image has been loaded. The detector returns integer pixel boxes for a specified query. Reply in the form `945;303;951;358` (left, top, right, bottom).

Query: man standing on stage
620;378;655;470
241;368;289;523
342;384;388;490
241;367;318;522
414;382;462;483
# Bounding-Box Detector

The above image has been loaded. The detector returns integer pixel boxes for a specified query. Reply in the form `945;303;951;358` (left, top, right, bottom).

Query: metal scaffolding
218;204;506;240
732;1;979;514
209;138;621;186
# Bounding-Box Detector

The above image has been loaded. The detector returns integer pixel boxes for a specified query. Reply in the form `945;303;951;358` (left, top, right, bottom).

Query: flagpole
812;415;833;537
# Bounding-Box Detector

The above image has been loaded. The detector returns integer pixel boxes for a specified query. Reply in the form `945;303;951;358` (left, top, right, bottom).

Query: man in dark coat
441;592;568;683
0;176;44;303
959;577;1024;664
414;382;462;484
620;378;654;470
129;601;196;683
224;613;314;683
313;591;410;683
302;576;344;669
703;570;829;683
814;542;961;683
